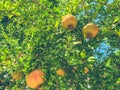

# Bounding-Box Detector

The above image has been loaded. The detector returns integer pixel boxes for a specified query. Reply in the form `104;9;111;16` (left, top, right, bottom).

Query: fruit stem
37;85;41;90
86;33;92;39
68;24;74;30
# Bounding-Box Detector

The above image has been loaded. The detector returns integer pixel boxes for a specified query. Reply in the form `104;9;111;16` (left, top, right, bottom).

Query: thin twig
94;1;113;7
82;2;91;22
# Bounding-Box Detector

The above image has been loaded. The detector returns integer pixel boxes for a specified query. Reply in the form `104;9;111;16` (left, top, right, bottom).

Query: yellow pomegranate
82;23;99;38
62;14;77;30
26;69;45;89
84;67;89;74
56;69;65;76
11;72;22;81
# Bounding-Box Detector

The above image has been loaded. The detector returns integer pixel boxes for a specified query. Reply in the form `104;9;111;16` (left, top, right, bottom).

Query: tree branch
33;0;57;18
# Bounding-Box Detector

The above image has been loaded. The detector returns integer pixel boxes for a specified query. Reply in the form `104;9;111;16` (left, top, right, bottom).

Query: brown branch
94;1;113;7
33;0;57;18
82;2;91;22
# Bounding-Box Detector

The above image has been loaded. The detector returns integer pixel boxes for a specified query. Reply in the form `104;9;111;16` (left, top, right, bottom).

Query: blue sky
107;0;114;4
94;42;111;62
94;0;115;62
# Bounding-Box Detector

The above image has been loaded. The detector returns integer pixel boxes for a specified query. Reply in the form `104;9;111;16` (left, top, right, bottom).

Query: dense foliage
0;0;120;90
